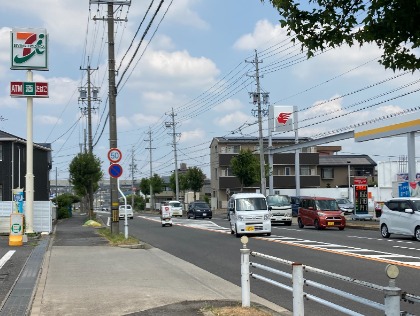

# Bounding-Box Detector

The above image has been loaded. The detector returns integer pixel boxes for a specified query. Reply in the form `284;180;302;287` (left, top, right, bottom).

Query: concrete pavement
29;214;291;316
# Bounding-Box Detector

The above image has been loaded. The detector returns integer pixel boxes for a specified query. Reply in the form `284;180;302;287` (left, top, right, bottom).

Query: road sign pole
117;177;128;239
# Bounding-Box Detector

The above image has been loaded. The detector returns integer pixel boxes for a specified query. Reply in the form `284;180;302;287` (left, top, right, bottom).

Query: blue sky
1;0;420;183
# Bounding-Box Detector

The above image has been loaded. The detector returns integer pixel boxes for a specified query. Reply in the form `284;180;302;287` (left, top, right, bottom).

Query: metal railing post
292;263;304;316
384;264;401;316
240;236;250;307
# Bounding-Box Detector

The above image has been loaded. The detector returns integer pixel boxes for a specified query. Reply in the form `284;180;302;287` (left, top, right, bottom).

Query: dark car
290;196;308;217
187;201;212;219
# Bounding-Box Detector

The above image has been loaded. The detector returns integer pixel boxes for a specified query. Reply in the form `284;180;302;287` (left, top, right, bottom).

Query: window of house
0;144;2;161
215;168;218;179
321;167;334;179
284;167;291;175
300;166;311;175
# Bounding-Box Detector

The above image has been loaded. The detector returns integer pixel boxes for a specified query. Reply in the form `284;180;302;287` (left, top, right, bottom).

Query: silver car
336;198;354;215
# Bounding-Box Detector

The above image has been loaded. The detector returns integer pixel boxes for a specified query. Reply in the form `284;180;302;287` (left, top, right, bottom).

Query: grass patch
202;304;273;316
97;227;139;246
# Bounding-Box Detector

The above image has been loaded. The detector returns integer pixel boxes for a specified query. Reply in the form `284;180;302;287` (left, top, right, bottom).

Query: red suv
298;197;346;230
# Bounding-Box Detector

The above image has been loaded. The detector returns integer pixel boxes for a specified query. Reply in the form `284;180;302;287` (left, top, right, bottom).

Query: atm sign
10;81;49;97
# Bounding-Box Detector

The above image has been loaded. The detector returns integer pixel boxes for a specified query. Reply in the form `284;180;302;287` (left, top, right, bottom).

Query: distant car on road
266;194;292;225
336;198;354;215
164;200;183;217
119;204;134;219
187;201;212;219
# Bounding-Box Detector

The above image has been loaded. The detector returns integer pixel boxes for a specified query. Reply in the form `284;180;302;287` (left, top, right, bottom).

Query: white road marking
0;250;16;269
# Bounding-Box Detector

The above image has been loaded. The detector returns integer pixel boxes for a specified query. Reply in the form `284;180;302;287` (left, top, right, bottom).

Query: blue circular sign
108;163;123;178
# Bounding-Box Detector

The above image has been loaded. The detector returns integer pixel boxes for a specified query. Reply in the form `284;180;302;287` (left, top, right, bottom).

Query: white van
119;205;134;219
228;193;271;237
266;194;292;226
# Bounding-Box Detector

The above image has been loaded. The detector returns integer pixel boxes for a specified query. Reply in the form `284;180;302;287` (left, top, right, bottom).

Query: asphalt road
115;214;420;316
0;235;34;307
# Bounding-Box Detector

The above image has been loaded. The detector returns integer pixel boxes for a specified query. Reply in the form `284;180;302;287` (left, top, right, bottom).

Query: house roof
0;130;51;151
211;136;312;145
319;155;377;166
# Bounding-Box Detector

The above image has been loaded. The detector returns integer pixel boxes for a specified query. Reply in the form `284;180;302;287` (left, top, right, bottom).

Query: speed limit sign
107;148;122;163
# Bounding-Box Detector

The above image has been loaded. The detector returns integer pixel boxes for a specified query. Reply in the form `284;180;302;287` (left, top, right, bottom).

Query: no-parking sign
109;163;123;178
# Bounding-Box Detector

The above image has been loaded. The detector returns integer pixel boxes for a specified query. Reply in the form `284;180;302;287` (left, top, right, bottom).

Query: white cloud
233;20;287;51
180;128;205;143
131;113;160;127
214;111;252;129
163;0;209;30
117;116;132;129
213;99;243;112
35;115;62;125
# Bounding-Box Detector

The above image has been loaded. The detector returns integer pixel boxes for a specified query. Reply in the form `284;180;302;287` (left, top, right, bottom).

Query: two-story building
210;136;377;209
0;130;52;201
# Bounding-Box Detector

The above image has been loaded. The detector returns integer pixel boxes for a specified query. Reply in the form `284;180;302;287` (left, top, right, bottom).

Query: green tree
150;173;164;195
186;166;206;200
139;174;164;201
69;153;103;218
139;178;150;196
230;149;260;192
127;194;146;211
262;0;420;71
169;173;188;199
52;193;80;219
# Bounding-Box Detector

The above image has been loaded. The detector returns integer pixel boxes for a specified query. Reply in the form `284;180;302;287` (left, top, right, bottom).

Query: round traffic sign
108;163;123;178
108;148;122;163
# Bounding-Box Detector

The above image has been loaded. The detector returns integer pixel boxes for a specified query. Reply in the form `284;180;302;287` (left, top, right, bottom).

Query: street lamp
347;160;351;200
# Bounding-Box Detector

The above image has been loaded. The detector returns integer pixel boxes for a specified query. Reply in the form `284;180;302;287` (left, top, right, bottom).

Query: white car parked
380;197;420;241
119;204;134;219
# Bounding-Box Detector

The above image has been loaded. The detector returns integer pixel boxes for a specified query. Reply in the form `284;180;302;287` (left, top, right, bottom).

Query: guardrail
239;236;419;316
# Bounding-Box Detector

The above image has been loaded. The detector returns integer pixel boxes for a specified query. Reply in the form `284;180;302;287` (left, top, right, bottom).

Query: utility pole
165;108;180;201
129;146;137;207
91;0;130;234
247;50;266;195
79;62;100;219
145;129;155;210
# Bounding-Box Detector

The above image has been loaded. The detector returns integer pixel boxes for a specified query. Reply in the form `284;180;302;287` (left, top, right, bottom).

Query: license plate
245;226;255;232
327;222;334;226
203;213;207;216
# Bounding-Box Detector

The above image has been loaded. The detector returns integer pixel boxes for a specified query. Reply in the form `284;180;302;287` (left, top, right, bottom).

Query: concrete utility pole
91;0;130;234
79;63;99;219
145;129;155;210
130;146;137;207
247;50;266;195
165;108;180;201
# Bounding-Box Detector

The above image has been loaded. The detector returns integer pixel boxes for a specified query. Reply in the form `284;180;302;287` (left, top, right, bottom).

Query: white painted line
0;250;16;269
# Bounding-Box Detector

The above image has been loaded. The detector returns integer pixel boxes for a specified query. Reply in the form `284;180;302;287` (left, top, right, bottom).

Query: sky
1;0;420;184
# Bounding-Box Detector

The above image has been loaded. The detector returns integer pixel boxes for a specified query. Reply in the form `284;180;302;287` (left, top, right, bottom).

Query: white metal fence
239;237;419;316
0;201;55;234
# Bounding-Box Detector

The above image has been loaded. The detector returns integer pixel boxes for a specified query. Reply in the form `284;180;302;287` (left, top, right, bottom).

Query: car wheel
339;227;345;231
187;213;190;219
208;217;212;219
414;226;420;241
381;224;390;238
297;218;304;229
235;225;241;238
194;212;197;219
314;219;321;230
267;232;271;236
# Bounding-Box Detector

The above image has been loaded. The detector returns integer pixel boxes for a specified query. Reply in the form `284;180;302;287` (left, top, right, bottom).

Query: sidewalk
29;214;291;316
